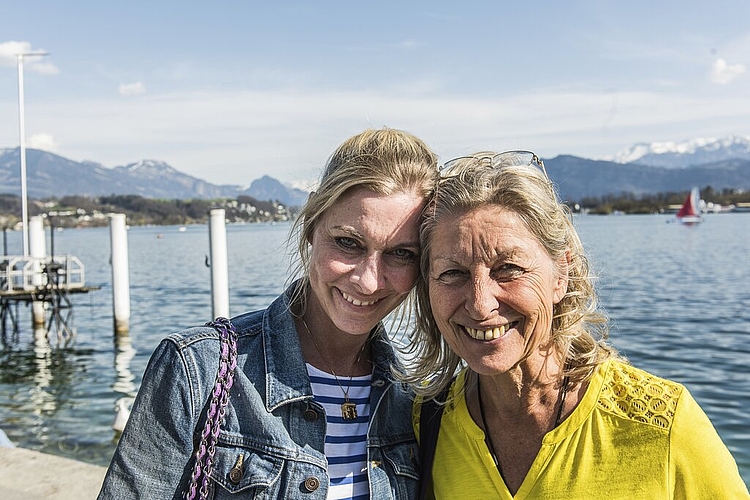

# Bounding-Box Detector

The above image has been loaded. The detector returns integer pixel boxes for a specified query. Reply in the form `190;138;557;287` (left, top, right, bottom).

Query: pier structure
0;254;98;341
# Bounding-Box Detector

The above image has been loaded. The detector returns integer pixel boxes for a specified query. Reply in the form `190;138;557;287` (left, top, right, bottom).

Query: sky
1;0;748;189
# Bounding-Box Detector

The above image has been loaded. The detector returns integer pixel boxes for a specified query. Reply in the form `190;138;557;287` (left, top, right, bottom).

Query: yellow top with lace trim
414;359;749;500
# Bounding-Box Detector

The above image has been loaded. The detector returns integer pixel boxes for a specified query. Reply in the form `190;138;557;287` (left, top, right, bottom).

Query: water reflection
31;326;55;416
112;333;136;396
112;333;136;434
0;325;93;448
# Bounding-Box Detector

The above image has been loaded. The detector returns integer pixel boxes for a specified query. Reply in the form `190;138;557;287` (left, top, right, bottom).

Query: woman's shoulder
596;359;686;428
602;359;685;392
162;308;267;353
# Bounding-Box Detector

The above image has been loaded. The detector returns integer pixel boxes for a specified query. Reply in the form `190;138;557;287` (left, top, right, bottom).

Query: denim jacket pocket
208;443;285;497
371;438;419;499
381;438;419;480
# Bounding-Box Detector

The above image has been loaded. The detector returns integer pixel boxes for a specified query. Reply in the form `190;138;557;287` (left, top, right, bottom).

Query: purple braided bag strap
185;317;238;500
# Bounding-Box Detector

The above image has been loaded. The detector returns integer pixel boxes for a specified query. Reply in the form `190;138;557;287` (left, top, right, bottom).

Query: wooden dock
0;255;100;339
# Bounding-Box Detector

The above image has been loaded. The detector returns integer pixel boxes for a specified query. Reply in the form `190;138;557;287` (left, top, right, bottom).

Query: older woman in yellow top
404;152;749;499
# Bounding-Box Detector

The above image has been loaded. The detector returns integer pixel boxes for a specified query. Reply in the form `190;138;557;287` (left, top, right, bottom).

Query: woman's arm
670;388;749;499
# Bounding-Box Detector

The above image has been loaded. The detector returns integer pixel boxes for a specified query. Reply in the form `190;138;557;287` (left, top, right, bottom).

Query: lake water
0;214;748;485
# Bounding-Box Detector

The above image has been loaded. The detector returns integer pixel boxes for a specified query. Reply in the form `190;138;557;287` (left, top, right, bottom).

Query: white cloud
0;41;30;66
0;41;58;74
28;133;59;152
29;61;59;76
710;58;746;84
118;82;146;97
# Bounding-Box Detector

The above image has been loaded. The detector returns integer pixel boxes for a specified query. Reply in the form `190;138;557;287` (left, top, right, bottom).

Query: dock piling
29;216;46;327
109;214;130;333
208;209;229;319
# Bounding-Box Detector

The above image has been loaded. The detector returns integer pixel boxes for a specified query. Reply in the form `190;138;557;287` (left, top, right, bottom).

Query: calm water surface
0;214;748;485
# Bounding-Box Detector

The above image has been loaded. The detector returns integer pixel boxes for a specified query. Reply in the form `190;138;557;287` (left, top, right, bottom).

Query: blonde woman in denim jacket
98;128;438;499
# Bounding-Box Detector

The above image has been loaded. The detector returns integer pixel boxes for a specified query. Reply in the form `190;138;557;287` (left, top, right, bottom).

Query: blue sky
1;1;748;188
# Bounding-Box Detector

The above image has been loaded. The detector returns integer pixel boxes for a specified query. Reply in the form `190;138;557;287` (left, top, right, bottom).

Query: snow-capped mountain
0;148;242;200
609;135;750;168
122;159;177;174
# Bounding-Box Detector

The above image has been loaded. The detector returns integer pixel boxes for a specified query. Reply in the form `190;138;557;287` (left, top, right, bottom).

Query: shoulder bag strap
418;380;453;500
185;317;238;500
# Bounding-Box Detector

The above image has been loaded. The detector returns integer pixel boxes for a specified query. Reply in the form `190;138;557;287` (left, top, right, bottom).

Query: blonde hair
401;153;621;399
287;127;438;321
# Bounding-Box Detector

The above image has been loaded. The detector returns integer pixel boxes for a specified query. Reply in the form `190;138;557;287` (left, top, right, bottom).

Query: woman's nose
350;254;383;294
465;277;498;319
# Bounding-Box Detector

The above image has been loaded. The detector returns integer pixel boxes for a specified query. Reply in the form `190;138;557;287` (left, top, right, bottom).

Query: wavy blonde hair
400;153;621;399
287;127;439;323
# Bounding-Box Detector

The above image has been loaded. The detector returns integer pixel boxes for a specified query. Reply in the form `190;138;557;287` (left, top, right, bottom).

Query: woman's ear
552;250;571;304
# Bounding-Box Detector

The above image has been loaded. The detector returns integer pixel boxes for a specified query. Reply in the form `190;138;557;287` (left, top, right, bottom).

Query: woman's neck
295;313;371;377
467;364;574;495
473;366;564;424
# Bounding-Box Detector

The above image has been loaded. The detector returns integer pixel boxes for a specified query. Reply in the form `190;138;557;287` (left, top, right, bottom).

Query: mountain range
1;135;749;205
607;135;750;168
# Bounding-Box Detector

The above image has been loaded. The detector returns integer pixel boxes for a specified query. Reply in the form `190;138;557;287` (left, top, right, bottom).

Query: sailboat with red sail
675;187;703;224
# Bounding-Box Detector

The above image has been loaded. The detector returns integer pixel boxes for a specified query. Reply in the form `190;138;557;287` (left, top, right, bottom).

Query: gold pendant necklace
301;318;366;420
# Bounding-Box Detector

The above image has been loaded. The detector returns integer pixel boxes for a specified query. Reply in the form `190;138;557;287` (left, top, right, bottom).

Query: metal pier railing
0;255;99;341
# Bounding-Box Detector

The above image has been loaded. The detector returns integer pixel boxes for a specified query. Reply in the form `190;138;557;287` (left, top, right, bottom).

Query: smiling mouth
465;322;518;341
341;290;378;307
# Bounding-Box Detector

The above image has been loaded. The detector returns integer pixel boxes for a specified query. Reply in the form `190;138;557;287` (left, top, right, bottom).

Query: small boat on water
674;186;704;225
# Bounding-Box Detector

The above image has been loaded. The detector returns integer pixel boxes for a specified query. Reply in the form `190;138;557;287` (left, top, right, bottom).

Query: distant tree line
0;193;299;229
573;186;750;215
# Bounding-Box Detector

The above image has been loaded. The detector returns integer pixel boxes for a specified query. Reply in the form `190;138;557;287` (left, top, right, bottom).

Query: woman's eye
433;269;467;284
335;237;359;250
493;264;524;280
391;248;418;261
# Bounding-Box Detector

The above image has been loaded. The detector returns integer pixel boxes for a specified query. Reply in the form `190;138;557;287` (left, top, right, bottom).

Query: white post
15;52;49;257
109;214;130;333
29;215;46;327
208;209;229;319
17;55;29;257
29;215;46;261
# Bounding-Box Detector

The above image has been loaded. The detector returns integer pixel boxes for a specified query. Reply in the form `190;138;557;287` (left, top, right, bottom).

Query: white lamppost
16;51;49;257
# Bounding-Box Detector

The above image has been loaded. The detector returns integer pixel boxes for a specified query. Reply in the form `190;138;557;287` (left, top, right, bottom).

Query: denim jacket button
304;408;319;421
228;454;245;484
303;476;320;492
229;466;243;484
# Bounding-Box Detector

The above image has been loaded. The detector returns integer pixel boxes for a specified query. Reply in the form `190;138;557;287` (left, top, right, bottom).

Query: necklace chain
300;317;366;420
477;372;569;470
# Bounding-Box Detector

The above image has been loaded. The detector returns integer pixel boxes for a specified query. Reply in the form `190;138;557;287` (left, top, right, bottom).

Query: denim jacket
98;285;419;499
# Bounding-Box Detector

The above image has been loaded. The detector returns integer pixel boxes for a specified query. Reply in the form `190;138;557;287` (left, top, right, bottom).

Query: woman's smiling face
427;205;568;375
307;186;425;337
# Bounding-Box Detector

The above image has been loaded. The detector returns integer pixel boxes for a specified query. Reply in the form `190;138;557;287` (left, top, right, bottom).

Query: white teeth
342;292;376;307
466;325;506;340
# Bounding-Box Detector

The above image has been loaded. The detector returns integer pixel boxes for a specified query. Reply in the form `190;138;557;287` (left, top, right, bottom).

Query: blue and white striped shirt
307;363;372;500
